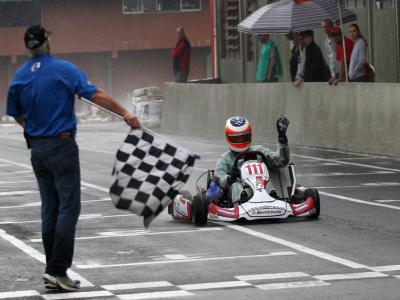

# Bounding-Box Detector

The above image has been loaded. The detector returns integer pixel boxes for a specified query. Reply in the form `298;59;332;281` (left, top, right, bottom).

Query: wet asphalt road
0;122;399;300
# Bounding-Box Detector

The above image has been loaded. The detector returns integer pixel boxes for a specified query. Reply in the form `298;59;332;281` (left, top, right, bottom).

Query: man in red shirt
330;26;353;85
171;27;191;83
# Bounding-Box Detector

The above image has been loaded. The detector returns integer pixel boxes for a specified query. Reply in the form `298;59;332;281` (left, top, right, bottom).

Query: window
376;0;393;9
123;0;201;14
182;0;201;11
124;0;143;13
246;0;257;62
221;0;240;59
0;0;41;27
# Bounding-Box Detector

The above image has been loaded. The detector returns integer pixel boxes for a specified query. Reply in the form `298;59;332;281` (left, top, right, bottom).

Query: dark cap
24;25;51;50
299;30;314;37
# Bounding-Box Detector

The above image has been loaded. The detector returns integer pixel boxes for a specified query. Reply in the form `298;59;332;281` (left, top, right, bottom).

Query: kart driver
208;116;290;206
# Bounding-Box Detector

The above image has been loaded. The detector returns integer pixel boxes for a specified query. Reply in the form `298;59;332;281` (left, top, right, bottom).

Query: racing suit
215;144;290;204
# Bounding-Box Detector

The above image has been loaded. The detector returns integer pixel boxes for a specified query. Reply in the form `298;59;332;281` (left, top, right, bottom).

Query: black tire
304;188;320;219
192;194;208;226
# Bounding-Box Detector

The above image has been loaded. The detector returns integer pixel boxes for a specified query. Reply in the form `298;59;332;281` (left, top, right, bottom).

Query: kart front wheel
192;194;208;226
305;188;320;219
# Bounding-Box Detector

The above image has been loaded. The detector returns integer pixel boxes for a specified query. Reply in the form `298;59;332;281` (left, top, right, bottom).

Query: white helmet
225;116;252;152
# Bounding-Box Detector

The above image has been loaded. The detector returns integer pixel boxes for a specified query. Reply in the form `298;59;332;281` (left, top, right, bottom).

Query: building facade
0;0;212;116
213;0;400;83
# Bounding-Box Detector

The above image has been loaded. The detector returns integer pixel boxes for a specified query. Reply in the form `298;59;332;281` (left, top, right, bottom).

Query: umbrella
238;0;357;34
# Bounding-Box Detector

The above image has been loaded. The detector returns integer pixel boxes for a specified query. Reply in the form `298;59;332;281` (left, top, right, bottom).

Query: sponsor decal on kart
290;197;314;216
247;205;286;217
209;203;239;219
174;197;189;217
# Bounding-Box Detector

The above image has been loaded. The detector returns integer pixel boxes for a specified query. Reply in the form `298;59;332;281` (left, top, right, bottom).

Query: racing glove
276;116;290;145
206;180;223;202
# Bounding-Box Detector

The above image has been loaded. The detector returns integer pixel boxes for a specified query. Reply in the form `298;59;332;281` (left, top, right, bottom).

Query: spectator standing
256;34;283;82
170;27;191;83
7;25;140;292
331;26;353;85
286;31;300;81
322;19;338;83
294;31;330;87
348;24;371;82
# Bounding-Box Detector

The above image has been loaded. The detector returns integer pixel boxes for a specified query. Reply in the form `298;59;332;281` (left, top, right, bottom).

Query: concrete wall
160;83;400;157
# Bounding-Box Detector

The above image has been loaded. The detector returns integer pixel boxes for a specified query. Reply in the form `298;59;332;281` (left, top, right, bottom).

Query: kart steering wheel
230;151;269;178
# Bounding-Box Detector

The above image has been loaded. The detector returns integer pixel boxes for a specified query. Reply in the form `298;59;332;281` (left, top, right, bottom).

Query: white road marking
319;191;400;211
292;154;400;173
42;291;113;300
0;229;93;288
76;252;296;269
297;171;394;177
370;265;400;272
79;146;114;154
178;280;252;291
296;163;341;167
256;280;330;290
223;224;368;269
0;170;31;175
0;180;35;185
236;272;310;281
314;272;387;281
117;290;193;300
102;281;173;291
0;213;134;225
314;185;363;189
0;290;40;299
164;254;190;260
0;202;40;209
362;182;400;186
0;198;111;210
0;190;38;196
30;228;224;242
0;158;109;195
375;200;400;203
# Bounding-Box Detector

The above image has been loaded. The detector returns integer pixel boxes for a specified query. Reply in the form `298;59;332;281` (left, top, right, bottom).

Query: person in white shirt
322;19;338;84
348;24;369;82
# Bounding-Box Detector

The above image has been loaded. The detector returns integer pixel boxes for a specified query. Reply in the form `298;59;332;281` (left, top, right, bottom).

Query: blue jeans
30;137;81;277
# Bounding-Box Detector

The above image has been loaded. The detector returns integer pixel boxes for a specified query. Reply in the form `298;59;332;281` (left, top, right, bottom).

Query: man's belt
28;131;75;139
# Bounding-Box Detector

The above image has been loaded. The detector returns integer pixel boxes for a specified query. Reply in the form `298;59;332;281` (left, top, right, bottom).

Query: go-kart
168;151;320;225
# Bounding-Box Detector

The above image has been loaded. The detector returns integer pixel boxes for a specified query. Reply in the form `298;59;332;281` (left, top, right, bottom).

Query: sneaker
43;276;59;290
43;273;80;292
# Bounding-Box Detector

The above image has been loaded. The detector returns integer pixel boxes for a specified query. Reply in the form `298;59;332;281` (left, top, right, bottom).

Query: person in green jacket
256;34;283;82
212;116;290;207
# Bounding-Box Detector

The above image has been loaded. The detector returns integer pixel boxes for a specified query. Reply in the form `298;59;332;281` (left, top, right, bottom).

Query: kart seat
269;163;296;200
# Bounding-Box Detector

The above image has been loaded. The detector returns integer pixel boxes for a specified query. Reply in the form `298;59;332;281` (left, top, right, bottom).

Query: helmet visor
226;132;252;144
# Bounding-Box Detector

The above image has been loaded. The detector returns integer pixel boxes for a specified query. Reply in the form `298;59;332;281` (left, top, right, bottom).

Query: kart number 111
246;163;264;175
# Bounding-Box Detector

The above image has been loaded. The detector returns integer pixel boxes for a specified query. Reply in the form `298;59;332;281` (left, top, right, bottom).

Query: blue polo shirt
7;54;97;137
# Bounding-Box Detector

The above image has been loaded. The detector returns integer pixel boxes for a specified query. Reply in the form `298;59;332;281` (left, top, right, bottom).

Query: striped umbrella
238;0;357;34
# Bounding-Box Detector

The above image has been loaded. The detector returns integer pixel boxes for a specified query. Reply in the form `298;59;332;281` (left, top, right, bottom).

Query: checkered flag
110;128;196;227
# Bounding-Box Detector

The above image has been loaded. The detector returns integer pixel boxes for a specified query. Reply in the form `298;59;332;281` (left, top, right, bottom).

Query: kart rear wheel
305;188;320;219
192;194;208;226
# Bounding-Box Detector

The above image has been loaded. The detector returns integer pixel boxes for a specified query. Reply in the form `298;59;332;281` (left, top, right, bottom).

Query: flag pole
78;96;124;121
76;97;183;145
338;0;349;84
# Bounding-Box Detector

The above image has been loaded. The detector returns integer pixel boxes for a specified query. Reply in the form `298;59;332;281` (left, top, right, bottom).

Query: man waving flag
110;128;197;227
